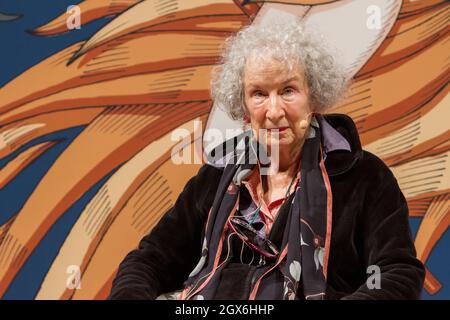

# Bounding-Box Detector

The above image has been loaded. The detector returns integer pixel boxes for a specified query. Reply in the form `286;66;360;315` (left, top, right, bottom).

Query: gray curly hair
210;18;350;120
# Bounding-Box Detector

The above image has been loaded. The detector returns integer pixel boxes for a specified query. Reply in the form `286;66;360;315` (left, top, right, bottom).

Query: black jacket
109;114;425;300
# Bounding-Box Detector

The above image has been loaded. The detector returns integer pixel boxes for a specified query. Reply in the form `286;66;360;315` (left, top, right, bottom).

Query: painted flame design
0;0;448;299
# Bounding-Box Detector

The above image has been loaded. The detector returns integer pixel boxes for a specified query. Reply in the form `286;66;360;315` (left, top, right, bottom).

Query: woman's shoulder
359;150;391;169
194;163;224;185
353;149;404;199
184;163;224;195
358;150;396;179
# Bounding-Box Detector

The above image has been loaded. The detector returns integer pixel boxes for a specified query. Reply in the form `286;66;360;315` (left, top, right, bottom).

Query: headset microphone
299;112;314;130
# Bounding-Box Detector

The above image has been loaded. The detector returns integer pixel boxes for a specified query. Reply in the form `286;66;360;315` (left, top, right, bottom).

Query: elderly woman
109;19;425;300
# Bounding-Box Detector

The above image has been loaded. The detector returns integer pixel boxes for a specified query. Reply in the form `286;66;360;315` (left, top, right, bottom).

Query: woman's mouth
267;127;289;133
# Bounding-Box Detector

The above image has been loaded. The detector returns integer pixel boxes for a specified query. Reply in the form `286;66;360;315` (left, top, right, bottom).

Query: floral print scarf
180;115;333;300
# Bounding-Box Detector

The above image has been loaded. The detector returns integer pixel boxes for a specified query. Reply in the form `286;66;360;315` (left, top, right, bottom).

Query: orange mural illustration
0;0;448;299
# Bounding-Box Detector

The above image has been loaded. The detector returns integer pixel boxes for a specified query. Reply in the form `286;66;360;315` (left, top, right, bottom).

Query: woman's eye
252;91;266;101
283;88;295;96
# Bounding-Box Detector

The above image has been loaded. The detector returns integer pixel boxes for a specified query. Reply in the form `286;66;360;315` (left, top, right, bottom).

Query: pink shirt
241;165;301;235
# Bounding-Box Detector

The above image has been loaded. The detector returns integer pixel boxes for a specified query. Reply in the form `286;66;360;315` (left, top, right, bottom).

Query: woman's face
243;57;312;154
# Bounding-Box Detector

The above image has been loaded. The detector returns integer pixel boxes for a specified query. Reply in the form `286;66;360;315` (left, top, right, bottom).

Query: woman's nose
266;94;285;122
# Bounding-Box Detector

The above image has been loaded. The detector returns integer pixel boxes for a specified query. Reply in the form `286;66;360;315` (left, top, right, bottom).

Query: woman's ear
242;108;252;131
242;100;251;123
242;115;251;131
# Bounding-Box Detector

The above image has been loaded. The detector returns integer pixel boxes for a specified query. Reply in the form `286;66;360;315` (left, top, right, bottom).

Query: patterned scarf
179;115;333;300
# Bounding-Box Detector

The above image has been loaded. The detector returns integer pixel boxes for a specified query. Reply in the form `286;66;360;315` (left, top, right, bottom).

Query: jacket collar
321;113;363;177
